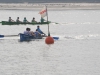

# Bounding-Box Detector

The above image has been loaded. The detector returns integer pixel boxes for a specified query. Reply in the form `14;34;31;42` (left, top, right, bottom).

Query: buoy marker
45;33;54;44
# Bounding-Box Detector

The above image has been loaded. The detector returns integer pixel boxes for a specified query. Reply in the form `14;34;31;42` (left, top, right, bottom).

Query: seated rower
23;17;29;23
8;17;15;22
24;28;34;36
16;17;22;22
34;29;41;37
31;17;37;23
36;26;46;36
40;17;46;23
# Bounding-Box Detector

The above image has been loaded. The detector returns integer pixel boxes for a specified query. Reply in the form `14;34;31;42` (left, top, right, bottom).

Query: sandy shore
0;3;100;10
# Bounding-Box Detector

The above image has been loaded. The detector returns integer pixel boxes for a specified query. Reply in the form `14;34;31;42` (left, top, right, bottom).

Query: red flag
39;6;47;18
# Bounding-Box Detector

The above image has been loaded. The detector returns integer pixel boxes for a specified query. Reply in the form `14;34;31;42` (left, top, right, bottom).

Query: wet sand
0;3;100;10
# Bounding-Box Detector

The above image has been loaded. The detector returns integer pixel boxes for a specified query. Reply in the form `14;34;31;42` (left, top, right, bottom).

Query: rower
8;17;15;22
31;17;37;23
34;29;41;37
40;17;45;23
23;17;29;23
24;28;34;36
36;26;46;36
16;17;21;22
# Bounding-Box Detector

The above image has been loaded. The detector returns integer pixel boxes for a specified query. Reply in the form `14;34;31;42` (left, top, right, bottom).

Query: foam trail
74;34;100;39
52;34;100;40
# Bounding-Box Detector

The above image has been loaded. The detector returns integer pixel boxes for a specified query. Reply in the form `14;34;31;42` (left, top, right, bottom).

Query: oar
43;35;59;40
0;35;19;38
49;21;59;24
52;37;59;40
0;34;59;40
52;22;59;24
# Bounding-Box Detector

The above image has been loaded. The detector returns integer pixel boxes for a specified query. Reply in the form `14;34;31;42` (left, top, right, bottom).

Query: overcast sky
0;0;100;3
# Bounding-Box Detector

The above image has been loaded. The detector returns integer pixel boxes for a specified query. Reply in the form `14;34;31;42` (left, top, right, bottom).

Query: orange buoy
45;36;54;44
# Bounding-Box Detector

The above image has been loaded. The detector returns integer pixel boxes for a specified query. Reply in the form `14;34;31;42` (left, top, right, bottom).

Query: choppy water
0;9;100;75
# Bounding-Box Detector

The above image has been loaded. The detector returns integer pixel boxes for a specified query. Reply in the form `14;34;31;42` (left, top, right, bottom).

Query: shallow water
0;9;100;75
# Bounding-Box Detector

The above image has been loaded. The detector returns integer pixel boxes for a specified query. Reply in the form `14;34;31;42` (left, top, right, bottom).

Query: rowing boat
19;33;59;42
1;21;50;25
19;33;43;42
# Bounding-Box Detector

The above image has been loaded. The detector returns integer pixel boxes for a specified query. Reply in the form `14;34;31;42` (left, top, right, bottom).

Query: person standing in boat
31;17;37;23
8;17;15;22
23;17;29;23
24;28;35;36
16;17;22;22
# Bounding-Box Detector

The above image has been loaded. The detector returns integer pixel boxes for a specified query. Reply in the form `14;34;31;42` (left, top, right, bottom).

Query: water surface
0;9;100;75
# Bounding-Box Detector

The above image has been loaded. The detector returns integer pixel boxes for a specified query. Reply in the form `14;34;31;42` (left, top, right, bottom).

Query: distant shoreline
0;3;100;10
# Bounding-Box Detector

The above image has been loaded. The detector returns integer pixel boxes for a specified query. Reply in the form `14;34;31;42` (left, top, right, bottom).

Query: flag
39;6;47;18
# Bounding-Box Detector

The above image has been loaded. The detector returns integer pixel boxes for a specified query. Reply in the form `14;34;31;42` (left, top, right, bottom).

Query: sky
0;0;100;3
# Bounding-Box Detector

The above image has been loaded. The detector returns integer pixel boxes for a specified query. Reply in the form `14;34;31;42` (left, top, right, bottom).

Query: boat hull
2;21;49;25
19;33;43;42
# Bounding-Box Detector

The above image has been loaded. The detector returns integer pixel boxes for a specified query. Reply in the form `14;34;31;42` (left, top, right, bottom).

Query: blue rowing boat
19;33;43;42
19;33;59;42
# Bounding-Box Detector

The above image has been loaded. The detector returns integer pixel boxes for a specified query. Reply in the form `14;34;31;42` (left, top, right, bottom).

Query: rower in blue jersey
36;26;46;36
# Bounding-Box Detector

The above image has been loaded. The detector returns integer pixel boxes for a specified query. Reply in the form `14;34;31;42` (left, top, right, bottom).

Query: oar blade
0;35;19;38
52;37;59;40
0;35;4;38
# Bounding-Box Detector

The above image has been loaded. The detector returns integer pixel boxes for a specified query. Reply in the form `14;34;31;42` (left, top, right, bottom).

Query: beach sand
0;3;100;10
